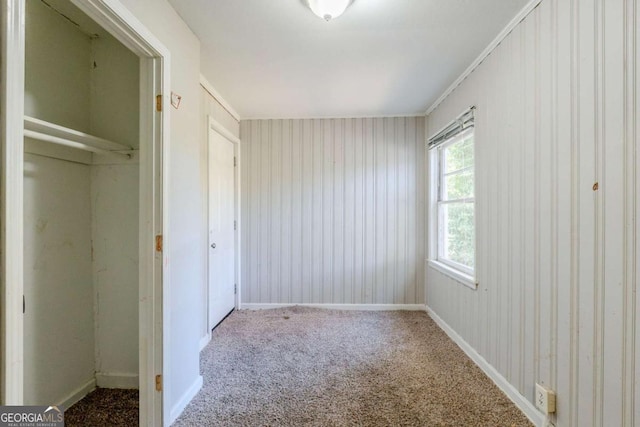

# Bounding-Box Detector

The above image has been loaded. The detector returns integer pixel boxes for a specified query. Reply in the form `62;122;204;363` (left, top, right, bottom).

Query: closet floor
65;388;138;427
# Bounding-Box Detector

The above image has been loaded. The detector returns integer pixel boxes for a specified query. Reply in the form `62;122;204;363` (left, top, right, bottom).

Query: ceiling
169;0;529;119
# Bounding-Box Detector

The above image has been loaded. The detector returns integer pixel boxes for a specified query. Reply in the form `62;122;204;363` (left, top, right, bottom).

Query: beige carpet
175;307;532;427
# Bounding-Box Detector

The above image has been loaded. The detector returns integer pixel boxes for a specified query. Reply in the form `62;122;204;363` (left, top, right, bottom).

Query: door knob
211;243;216;249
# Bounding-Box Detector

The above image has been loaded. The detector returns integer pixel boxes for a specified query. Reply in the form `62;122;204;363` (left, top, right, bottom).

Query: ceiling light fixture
307;0;354;21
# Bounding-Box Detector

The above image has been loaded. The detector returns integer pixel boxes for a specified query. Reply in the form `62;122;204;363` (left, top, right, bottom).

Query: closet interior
23;0;141;415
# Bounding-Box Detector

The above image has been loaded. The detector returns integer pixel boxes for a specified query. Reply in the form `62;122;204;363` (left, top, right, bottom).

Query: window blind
427;106;475;149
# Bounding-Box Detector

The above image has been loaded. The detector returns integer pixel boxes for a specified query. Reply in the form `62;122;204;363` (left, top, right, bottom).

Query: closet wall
23;0;94;404
23;155;94;404
90;32;140;388
23;0;140;405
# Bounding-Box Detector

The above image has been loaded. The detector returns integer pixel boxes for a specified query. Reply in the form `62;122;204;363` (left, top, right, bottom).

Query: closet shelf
24;116;134;159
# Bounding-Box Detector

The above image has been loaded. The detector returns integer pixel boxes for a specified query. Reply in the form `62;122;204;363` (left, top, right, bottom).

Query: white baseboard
168;375;203;425
199;332;211;351
58;378;96;410
239;303;427;311
95;373;139;389
425;306;545;427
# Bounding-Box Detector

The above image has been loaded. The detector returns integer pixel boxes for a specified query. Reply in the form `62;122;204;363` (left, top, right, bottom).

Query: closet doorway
1;0;169;425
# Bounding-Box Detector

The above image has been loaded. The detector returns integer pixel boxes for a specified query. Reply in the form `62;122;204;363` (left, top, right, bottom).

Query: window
428;107;475;286
436;130;474;275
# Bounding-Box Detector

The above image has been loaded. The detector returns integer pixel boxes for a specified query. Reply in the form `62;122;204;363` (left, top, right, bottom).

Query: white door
208;129;236;331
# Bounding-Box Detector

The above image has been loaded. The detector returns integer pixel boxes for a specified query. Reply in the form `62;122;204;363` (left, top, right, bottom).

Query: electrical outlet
535;383;556;414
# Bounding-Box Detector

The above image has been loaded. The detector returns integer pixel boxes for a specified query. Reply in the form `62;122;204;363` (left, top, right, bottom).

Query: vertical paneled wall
240;118;426;305
426;0;638;426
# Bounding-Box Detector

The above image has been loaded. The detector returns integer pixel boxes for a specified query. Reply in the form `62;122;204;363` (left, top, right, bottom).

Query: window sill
427;260;477;290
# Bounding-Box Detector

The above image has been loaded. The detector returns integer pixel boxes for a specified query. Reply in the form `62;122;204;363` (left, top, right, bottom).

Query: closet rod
24;130;132;159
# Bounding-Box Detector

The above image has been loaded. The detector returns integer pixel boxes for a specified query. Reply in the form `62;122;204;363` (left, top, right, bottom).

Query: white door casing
0;0;26;405
71;3;171;423
208;122;237;331
1;1;170;425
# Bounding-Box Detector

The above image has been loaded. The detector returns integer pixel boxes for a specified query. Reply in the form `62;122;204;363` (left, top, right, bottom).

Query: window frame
428;127;476;288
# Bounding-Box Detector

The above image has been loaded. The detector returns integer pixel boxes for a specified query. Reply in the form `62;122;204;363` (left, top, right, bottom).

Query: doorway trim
0;0;171;425
206;116;241;336
0;0;26;406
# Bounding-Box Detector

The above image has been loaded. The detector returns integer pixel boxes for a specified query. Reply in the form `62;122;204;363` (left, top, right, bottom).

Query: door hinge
155;235;163;252
233;156;236;167
23;295;25;314
234;220;237;231
156;95;162;112
234;284;237;295
155;375;162;391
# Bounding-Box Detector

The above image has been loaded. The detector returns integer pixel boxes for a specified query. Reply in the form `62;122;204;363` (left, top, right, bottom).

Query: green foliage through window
438;132;475;271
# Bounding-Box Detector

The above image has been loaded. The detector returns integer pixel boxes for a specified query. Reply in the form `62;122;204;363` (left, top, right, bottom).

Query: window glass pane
444;135;474;173
443;169;473;200
440;202;475;268
434;128;475;275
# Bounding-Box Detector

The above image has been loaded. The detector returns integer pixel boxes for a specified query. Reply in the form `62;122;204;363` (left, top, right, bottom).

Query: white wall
24;0;141;402
23;154;95;406
90;27;140;387
91;162;140;387
24;0;90;131
199;87;239;341
114;0;207;418
240;117;426;305
89;32;140;149
425;0;639;425
23;0;95;405
201;86;239;140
